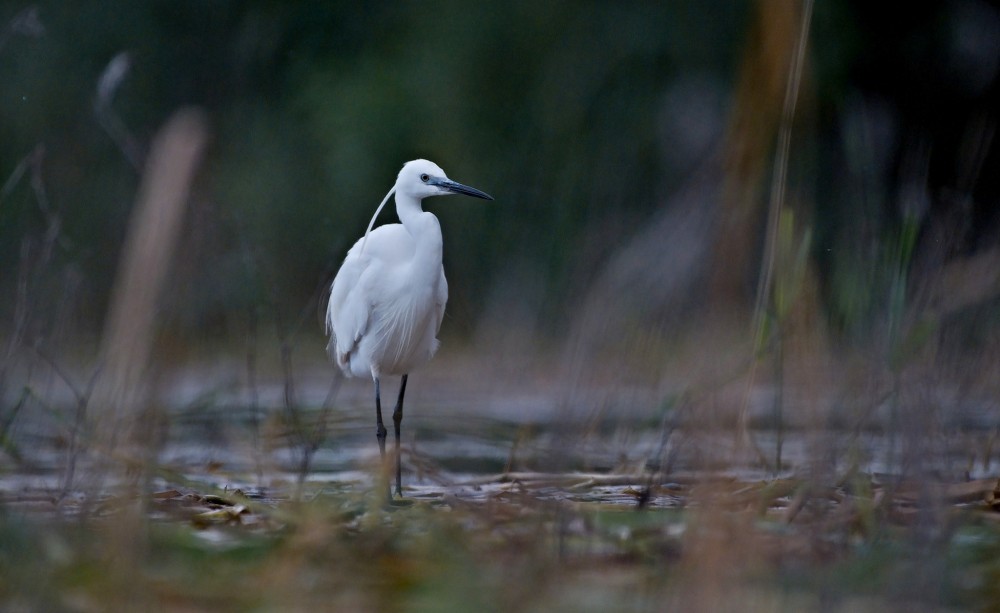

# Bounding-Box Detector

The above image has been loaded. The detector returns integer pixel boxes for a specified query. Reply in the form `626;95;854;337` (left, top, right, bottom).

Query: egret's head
396;159;493;201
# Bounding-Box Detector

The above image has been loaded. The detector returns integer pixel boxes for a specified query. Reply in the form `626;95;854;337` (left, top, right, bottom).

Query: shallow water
2;357;998;507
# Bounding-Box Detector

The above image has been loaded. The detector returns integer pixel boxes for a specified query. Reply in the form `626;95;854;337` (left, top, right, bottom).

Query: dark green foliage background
1;1;996;343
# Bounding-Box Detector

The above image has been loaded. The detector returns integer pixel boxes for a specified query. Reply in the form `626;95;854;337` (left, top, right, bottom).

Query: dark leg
392;374;408;497
374;377;387;459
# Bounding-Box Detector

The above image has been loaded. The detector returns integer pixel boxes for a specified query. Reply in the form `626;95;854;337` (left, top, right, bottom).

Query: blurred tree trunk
710;0;804;313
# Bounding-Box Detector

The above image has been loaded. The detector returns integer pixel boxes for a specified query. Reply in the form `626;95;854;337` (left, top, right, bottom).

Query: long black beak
432;177;494;200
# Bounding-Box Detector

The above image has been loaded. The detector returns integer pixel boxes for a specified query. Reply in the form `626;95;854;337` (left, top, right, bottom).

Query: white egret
326;159;493;497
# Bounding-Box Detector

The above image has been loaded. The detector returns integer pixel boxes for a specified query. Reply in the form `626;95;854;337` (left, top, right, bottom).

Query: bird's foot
385;497;415;509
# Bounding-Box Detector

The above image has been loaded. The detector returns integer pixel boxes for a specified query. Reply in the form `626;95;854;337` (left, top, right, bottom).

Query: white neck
396;192;443;271
394;191;425;228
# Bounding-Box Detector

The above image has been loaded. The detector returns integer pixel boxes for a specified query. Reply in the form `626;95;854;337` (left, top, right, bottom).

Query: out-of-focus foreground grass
5;476;1000;612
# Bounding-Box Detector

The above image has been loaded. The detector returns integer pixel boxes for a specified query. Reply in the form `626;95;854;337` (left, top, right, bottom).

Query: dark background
1;0;998;362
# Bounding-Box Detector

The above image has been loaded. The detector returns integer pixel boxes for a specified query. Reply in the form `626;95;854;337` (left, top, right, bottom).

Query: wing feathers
327;222;445;378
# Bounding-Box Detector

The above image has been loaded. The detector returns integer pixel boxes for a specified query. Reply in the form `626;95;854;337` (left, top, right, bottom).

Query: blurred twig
276;285;341;495
245;298;264;485
0;387;28;463
0;146;69;466
241;226;342;494
0;147;59;358
34;347;101;497
94;51;145;170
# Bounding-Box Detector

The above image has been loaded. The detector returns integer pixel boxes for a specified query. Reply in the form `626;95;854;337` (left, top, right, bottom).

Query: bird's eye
420;174;429;183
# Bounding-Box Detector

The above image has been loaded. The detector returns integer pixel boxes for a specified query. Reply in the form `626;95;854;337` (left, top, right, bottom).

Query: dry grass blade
83;108;208;602
92;108;208;461
738;0;815;460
